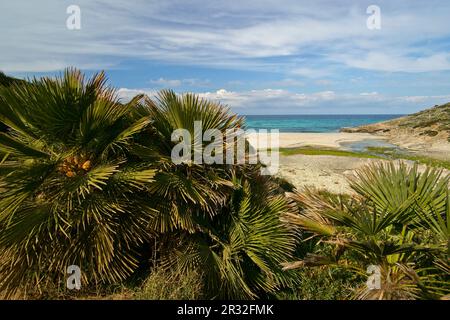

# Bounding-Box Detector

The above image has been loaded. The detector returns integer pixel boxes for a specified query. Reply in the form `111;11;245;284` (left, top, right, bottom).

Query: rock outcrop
340;103;450;159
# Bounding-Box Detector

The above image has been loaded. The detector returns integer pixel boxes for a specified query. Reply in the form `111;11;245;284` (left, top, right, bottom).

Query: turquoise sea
243;114;403;133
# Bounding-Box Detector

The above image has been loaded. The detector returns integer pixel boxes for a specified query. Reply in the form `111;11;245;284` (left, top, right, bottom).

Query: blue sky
1;0;450;114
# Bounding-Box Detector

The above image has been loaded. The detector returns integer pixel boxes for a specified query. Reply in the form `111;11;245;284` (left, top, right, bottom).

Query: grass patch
366;146;450;170
276;267;360;300
135;267;204;300
279;147;381;159
280;146;450;170
403;155;450;170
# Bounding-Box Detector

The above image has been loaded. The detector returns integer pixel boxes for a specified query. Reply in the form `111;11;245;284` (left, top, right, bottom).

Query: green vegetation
285;163;450;299
0;69;448;300
0;69;296;299
366;146;450;170
279;147;381;159
342;102;450;142
0;72;23;132
399;103;450;141
0;70;159;295
280;145;450;170
0;72;23;87
135;267;204;300
276;267;360;300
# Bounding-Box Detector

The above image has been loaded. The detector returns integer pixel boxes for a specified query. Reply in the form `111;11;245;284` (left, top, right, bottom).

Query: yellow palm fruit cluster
58;153;92;178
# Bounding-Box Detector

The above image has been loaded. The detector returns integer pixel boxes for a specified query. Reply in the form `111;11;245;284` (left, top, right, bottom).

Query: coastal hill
0;72;23;86
341;103;450;159
0;72;24;132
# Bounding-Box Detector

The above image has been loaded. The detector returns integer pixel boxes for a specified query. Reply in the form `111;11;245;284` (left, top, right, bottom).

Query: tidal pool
340;139;405;156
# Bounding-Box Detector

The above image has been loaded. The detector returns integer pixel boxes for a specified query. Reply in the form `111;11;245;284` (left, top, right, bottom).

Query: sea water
243;114;402;133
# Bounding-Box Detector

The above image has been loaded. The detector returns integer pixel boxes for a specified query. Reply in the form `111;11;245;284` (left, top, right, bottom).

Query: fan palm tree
0;70;298;299
137;90;298;299
284;162;450;299
0;69;157;296
162;175;298;299
136;90;245;233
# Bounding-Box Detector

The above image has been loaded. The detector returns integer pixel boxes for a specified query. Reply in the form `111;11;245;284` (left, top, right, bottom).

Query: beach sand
247;132;449;194
247;132;389;149
278;154;381;194
246;132;388;193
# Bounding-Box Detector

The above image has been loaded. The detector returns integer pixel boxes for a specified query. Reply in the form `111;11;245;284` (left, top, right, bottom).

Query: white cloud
150;78;182;87
398;95;450;103
291;68;332;78
149;78;211;87
1;0;450;74
340;52;450;73
117;87;157;102
117;87;450;114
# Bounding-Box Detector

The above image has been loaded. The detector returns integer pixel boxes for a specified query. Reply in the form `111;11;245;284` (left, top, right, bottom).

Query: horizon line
239;113;406;116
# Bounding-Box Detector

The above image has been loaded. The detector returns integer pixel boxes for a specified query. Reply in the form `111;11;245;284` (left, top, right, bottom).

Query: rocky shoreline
340;103;450;160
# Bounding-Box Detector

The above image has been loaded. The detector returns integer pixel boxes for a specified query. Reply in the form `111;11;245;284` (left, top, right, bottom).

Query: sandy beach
247;132;449;194
279;153;381;194
245;132;387;193
247;132;389;149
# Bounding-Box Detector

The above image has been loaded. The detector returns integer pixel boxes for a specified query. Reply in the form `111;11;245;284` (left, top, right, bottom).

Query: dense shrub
285;163;450;299
0;69;297;299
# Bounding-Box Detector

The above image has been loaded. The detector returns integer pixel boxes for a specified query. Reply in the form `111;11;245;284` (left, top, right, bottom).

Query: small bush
136;267;204;300
276;267;359;300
